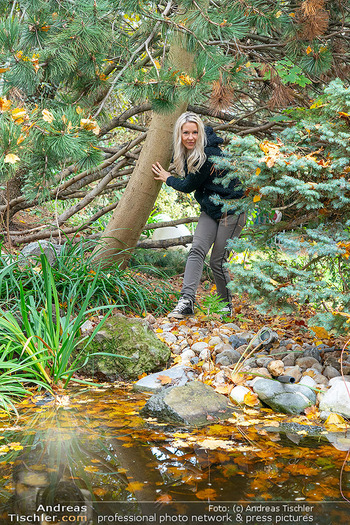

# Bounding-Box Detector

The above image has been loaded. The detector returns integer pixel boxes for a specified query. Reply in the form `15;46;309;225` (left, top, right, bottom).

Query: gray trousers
181;211;246;305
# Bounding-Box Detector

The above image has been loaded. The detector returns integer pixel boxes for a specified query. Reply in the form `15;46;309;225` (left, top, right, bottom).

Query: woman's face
181;122;198;151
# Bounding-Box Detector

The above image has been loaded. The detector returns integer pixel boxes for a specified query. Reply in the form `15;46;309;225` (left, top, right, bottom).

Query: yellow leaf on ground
244;391;260;407
309;326;330;339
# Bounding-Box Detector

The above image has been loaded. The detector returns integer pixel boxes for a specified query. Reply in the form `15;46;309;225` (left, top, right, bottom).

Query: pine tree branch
99;103;152;136
93;1;174;118
0;136;146;217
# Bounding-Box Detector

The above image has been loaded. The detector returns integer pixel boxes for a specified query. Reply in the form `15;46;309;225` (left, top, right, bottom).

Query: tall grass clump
0;255;117;387
0;240;175;315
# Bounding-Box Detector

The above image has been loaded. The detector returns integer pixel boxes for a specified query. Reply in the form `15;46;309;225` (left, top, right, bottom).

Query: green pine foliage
0;1;348;216
213;79;350;333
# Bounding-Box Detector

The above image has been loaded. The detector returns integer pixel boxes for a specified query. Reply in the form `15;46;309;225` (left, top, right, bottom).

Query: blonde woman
152;112;246;319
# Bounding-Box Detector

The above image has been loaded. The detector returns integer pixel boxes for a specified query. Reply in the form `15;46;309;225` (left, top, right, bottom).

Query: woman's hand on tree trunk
152;162;170;183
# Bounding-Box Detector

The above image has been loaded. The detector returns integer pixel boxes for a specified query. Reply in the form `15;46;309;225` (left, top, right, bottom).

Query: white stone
80;320;94;334
202;362;214;372
319;382;350;418
213;370;226;386
181;349;195;361
160;323;175;332
172;345;182;355
229;385;250;405
208;336;222;347
161;332;178;344
299;375;317;388
199;349;211;360
222;323;240;331
191;342;209;354
329;376;350;386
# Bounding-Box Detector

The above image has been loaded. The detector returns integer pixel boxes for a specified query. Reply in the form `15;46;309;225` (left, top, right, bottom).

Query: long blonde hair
173;112;207;176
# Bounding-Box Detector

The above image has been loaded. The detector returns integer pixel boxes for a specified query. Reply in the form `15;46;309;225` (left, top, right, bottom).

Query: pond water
0;385;349;524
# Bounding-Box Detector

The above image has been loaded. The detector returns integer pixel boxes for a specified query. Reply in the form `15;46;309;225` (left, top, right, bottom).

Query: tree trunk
92;40;195;268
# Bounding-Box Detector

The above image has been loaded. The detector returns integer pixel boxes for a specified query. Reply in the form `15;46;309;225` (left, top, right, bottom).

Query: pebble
160;323;175;332
229;385;250;404
213;370;226;386
256;357;273;368
269;346;288;359
312;373;329;386
161;332;178;344
302;346;321;362
145;314;156;324
199;348;211;360
208;336;222;347
267;359;284;377
215;349;241;366
282;353;296;367
202;362;214;372
296;357;320;370
244;357;257;368
223;323;241;331
191;342;209;354
299;376;317;388
284;365;302;383
172;345;182;355
220;328;233;336
310;363;323;373
236;344;248;356
248;367;272;379
214;343;233;354
181;349;195;361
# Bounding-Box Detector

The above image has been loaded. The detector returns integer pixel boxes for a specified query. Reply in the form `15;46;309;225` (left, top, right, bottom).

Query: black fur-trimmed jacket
165;126;243;220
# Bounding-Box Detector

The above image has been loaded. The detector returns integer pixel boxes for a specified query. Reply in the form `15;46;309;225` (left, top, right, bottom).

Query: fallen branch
136;235;193;249
144;216;199;230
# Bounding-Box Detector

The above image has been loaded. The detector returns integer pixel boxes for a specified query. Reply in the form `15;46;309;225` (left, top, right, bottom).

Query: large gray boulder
80;315;171;380
20;240;62;266
319;381;350;418
140;382;232;426
252;378;316;415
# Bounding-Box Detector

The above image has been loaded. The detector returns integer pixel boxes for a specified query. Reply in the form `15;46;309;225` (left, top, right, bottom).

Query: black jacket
165;126;243;220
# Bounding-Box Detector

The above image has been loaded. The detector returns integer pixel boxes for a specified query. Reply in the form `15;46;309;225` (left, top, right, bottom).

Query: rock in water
319;381;350;418
140;382;232;426
253;378;316;415
134;365;196;393
80;314;171;380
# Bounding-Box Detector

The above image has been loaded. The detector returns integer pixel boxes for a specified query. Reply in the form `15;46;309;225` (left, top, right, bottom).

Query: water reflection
0;386;348;524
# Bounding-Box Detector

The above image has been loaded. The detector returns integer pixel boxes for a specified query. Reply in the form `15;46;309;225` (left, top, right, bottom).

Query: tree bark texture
93;40;195;269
